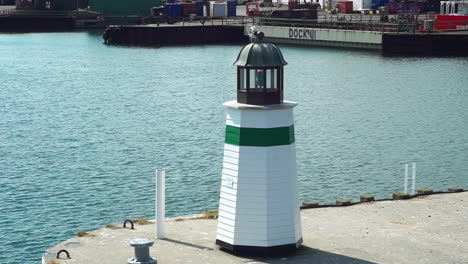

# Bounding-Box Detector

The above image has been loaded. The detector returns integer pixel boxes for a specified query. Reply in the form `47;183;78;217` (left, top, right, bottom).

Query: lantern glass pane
240;68;246;91
255;69;265;90
266;69;277;92
249;69;255;90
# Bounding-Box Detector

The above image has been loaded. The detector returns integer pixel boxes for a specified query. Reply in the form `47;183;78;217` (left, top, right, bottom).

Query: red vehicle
434;0;468;30
246;2;261;16
338;1;353;13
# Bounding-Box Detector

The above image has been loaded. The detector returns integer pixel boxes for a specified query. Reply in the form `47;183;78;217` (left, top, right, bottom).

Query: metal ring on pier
56;249;70;259
123;219;135;229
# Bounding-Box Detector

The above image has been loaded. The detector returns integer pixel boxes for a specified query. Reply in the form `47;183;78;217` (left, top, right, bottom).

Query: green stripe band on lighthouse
225;125;295;147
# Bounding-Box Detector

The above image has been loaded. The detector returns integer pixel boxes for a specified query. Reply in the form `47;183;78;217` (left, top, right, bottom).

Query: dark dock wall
383;33;468;55
104;25;247;45
0;16;75;31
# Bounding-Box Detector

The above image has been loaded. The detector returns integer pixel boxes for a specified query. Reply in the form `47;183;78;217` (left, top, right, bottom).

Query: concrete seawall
253;25;383;50
104;24;247;45
44;192;468;264
0;16;75;32
383;32;468;55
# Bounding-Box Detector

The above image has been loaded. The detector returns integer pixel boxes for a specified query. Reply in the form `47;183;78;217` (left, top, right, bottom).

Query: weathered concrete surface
45;192;468;264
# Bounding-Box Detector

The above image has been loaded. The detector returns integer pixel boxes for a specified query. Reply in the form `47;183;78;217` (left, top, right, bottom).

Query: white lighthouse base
216;101;302;255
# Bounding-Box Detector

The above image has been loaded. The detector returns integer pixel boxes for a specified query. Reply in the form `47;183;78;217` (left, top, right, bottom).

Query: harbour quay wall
0;16;75;32
102;23;468;55
104;25;247;45
382;33;468;55
248;25;383;50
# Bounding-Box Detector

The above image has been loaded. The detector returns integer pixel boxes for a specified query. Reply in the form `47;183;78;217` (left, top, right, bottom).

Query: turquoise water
0;32;467;263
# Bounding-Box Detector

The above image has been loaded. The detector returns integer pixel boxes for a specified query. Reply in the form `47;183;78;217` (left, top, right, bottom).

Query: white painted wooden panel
219;198;237;209
217;221;235;233
223;149;239;159
236;181;293;191
218;211;236;221
233;236;297;247
234;208;295;218
220;185;237;194
264;237;297;247
235;214;268;223
237;143;294;154
236;167;295;177
234;229;270;240
217;106;302;249
223;143;240;152
222;168;238;178
222;162;240;172
218;216;236;227
225;108;294;128
219;203;237;215
216;228;234;240
233;238;269;247
223;156;239;166
237;187;293;198
216;233;234;245
219;191;237;203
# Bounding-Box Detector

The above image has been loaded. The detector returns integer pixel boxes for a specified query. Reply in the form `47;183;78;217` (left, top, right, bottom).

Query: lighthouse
216;30;302;255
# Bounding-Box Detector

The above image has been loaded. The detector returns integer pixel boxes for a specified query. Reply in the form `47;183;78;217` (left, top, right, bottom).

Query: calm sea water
0;32;467;263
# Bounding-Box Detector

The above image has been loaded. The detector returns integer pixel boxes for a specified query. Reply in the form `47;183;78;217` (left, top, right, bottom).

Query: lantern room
233;33;287;105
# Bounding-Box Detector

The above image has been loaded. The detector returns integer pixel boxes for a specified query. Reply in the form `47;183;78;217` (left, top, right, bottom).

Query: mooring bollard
336;199;351;206
360;195;375;202
128;238;157;264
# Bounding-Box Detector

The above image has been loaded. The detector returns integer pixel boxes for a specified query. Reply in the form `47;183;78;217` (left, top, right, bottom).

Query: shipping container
33;0;46;9
209;1;215;15
181;2;197;16
213;2;227;16
352;0;371;11
353;0;389;11
15;0;33;9
196;1;204;16
90;0;162;16
205;1;210;15
165;3;182;17
0;0;16;5
227;0;236;16
51;0;89;10
370;0;388;9
338;1;353;13
386;2;423;14
425;2;440;12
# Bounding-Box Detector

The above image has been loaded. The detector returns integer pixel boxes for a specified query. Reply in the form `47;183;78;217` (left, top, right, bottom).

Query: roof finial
249;26;264;43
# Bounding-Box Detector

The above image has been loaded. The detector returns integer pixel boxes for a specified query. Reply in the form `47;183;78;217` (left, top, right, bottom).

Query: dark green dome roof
233;43;287;67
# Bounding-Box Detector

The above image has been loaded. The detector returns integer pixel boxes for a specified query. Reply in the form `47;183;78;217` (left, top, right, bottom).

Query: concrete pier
44;192;468;264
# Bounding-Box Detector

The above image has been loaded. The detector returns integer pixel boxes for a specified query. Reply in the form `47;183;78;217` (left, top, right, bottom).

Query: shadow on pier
244;246;377;264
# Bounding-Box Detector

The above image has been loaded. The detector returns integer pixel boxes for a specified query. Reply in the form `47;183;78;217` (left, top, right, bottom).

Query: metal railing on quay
253;16;420;33
0;8;16;16
0;8;98;18
153;16;254;27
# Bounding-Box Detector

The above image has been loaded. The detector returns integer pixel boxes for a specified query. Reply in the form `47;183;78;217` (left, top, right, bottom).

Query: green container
90;0;162;16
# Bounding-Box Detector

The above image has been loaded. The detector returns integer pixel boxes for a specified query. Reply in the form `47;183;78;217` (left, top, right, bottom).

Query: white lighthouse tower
216;31;302;255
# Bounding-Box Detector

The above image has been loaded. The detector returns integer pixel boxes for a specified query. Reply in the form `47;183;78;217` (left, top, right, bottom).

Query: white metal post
156;169;166;239
411;163;416;195
404;164;409;194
